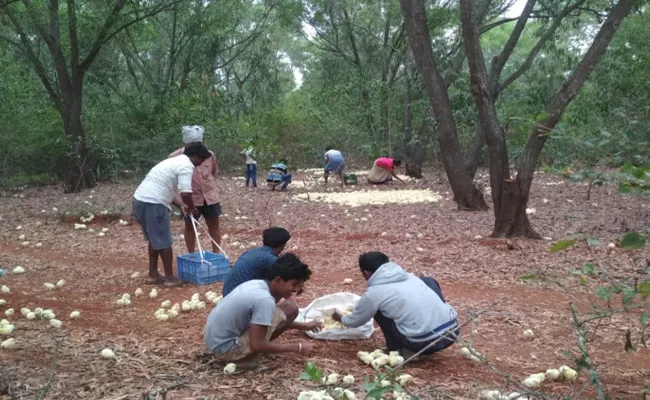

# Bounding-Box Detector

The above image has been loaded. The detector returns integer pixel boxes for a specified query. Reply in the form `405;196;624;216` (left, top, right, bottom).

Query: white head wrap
182;125;204;143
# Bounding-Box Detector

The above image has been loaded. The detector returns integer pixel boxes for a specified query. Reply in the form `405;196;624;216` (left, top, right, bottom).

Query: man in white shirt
132;143;212;286
324;147;345;187
240;140;257;188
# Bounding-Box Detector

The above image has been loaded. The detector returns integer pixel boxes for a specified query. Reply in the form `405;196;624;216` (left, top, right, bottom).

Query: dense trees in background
1;0;648;234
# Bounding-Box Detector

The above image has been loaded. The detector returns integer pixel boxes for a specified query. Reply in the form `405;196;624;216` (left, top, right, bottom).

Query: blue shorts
325;159;344;173
132;199;173;250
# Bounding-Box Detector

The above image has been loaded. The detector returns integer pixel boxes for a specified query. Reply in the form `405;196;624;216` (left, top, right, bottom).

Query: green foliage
550;239;577;253
2;0;650;188
299;362;324;382
620;232;647;250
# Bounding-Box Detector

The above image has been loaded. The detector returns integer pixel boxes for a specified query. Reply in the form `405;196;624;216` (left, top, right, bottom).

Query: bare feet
233;354;262;371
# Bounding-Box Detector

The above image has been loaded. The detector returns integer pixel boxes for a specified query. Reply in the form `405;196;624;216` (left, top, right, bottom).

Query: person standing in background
241;140;257;188
169;125;223;254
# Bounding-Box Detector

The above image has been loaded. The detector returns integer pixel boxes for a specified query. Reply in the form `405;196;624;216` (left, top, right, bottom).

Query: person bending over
367;157;403;184
204;253;322;367
222;227;291;296
333;251;459;358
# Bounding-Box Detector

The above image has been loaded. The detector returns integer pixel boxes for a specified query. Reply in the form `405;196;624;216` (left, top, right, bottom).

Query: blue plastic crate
177;251;230;285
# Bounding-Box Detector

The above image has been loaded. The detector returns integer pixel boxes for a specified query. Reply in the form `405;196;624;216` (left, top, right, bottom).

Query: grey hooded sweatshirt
342;262;458;342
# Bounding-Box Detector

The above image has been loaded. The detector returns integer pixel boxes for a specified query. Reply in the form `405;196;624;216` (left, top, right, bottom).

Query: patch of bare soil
0;169;649;399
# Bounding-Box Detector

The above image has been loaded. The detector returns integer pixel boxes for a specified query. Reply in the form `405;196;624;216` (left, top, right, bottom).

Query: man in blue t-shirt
222;227;291;296
324;147;345;187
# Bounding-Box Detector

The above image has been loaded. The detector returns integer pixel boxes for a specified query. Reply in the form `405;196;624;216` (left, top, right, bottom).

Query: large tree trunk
463;123;485;177
460;0;512;224
492;179;539;237
62;85;96;193
400;0;487;210
403;67;427;179
463;0;634;236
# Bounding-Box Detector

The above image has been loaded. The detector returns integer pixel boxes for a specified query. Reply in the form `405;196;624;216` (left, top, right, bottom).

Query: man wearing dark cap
222;227;291;296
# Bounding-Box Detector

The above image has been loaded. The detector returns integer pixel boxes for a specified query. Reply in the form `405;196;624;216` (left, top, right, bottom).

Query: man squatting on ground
333;252;459;358
222;227;292;296
132;143;212;286
204;253;323;367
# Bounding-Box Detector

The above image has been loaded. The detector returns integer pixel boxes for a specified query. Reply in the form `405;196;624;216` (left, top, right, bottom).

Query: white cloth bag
297;292;374;341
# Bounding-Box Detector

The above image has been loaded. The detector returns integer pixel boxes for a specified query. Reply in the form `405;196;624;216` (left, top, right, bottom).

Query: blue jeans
280;173;292;190
373;277;458;354
245;164;257;187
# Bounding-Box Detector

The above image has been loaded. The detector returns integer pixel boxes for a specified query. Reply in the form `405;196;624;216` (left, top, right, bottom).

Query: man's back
325;149;343;161
134;155;194;208
222;246;278;296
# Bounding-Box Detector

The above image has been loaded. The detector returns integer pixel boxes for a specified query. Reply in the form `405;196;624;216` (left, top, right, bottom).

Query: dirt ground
1;168;649;400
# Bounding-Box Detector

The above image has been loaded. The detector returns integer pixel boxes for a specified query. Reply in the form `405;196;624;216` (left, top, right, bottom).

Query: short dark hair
359;252;389;273
263;227;291;247
184;143;211;160
393;159;402;167
267;253;312;282
325;146;333;151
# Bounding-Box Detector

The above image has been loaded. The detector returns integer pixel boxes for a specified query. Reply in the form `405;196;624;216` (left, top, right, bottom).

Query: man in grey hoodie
333;252;459;358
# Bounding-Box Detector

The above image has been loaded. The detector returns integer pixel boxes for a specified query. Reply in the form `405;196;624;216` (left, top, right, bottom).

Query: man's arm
391;169;403;182
248;324;314;354
180;192;197;215
291;320;323;331
333;294;378;328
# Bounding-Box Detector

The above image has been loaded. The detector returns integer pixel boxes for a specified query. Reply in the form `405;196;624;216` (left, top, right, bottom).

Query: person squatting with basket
222;227;292;296
332;251;459;359
169;125;223;254
132;142;212;286
204;253;323;369
266;159;292;191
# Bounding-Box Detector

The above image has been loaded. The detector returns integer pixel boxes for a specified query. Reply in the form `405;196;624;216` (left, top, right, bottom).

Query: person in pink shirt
169;125;223;254
367;157;403;184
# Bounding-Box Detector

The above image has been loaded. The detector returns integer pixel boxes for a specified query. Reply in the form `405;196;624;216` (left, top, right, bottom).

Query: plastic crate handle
189;215;230;261
189;215;206;264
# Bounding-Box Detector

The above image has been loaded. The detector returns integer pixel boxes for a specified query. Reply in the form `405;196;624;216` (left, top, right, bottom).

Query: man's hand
302;320;323;332
332;311;344;323
299;341;315;356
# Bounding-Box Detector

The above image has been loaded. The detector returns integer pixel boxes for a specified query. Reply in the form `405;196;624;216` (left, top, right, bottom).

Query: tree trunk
463;123;485;178
403;65;425;179
400;0;487;210
492;180;540;238
460;0;511;221
62;85;96;193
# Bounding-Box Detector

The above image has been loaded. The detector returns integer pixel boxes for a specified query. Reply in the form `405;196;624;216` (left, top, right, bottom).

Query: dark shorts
132;198;173;250
184;202;223;220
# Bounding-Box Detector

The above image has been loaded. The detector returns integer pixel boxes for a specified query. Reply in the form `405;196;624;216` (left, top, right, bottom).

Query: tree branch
515;0;636;194
66;0;79;82
79;0;128;73
5;6;63;113
489;0;537;89
499;0;589;93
